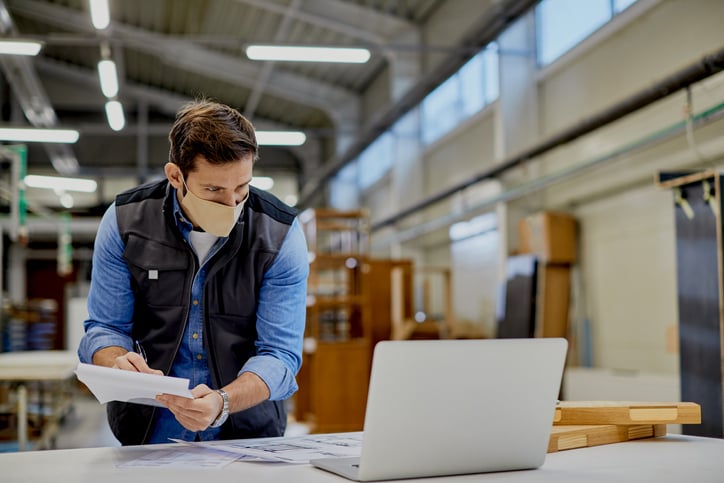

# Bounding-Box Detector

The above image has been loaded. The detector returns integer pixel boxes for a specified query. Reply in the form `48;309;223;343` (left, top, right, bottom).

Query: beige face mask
179;178;247;237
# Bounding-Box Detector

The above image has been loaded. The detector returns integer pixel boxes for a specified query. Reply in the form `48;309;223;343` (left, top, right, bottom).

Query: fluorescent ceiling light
256;130;306;146
97;59;119;98
89;0;110;30
105;100;125;131
0;127;79;143
0;40;43;56
250;176;274;191
246;45;371;63
59;192;75;209
24;175;97;193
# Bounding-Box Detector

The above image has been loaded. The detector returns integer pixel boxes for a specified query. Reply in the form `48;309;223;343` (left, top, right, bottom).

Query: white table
1;434;723;482
0;350;78;450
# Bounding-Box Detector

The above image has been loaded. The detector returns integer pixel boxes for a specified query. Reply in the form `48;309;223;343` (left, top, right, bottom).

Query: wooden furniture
519;212;577;264
515;212;578;341
361;258;411;345
656;170;724;438
363;259;455;342
4;434;724;481
296;209;372;433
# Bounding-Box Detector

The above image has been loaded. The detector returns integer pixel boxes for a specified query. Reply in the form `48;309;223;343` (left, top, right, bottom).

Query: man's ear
164;162;183;190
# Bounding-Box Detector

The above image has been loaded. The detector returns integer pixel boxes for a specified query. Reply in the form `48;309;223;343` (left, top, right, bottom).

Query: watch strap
209;389;229;428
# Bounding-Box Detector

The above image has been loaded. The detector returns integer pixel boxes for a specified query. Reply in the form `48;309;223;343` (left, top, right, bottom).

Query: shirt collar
171;187;194;235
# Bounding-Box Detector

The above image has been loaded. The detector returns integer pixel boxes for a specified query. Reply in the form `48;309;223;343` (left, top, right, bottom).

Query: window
358;132;394;190
536;0;639;66
459;53;485;117
483;44;499;105
422;43;499;145
330;41;499;204
421;75;461;145
329;160;359;210
614;0;638;13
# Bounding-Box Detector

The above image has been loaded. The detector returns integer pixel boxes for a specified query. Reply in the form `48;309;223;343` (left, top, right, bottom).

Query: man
78;100;309;445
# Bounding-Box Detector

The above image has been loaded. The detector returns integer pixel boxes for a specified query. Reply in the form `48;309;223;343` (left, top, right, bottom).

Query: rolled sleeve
77;203;136;363
240;355;299;400
245;217;308;400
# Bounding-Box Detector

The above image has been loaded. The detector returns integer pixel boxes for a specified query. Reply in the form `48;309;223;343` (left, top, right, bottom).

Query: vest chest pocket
124;235;190;307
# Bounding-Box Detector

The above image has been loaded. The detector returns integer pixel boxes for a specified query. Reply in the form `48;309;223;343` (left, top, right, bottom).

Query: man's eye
206;187;220;192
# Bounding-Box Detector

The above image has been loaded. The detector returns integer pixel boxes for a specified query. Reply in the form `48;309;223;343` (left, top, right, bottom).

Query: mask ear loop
179;173;190;198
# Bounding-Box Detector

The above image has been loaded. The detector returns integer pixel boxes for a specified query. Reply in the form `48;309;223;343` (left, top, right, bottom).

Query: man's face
166;154;254;207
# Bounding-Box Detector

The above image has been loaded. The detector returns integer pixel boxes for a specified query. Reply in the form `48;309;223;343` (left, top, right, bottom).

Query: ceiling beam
36;57;189;117
243;0;302;119
0;0;79;174
233;0;413;44
9;0;359;125
36;58;310;133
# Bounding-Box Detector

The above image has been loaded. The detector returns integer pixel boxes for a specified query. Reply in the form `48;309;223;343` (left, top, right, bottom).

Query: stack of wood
548;401;701;453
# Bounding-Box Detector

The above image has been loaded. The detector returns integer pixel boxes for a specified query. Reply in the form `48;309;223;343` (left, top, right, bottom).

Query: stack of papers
75;362;193;407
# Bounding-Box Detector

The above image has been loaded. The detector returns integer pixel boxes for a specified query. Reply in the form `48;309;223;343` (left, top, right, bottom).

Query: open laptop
311;337;567;481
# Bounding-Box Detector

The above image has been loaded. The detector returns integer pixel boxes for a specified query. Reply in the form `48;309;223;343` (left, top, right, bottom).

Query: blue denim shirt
78;191;308;443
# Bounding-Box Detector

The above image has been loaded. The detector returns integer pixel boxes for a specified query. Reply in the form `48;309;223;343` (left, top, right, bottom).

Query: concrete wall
354;0;724;378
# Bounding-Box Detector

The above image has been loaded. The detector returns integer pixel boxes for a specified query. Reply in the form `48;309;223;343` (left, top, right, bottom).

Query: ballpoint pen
134;340;147;362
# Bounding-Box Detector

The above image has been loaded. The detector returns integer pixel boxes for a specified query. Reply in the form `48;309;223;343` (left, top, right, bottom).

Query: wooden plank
553;401;701;425
654;169;718;189
547;424;667;453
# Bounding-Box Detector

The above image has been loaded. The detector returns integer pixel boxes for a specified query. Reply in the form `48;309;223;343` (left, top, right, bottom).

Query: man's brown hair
169;100;258;176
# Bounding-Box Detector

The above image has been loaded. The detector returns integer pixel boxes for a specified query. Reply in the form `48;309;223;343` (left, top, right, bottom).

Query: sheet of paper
75;362;193;407
116;447;242;468
172;432;363;463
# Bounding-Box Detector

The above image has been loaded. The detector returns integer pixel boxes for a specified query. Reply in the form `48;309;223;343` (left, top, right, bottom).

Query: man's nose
222;192;244;207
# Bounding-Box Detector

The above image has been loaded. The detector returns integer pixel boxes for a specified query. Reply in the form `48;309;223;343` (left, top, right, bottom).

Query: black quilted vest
107;179;296;445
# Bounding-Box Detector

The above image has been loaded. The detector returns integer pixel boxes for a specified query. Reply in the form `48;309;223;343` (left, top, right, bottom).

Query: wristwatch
209;389;229;428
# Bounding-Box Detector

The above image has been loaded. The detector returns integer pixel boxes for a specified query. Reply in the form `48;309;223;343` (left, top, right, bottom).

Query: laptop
311;337;567;481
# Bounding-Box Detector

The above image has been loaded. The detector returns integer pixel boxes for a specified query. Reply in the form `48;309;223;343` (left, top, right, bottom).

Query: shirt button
196;354;203;360
193;300;199;305
192;333;199;339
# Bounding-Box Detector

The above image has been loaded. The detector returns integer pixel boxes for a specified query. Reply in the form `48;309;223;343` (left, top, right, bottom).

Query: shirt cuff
240;355;298;400
77;328;133;364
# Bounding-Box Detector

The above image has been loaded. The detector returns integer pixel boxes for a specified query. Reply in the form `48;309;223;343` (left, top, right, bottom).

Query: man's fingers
113;352;163;374
157;389;221;432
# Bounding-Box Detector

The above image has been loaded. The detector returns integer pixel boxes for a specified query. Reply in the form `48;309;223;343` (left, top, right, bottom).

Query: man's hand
156;384;223;432
92;346;163;375
112;351;164;375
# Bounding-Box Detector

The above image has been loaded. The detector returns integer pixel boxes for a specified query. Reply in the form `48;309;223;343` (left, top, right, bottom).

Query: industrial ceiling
0;0;536;216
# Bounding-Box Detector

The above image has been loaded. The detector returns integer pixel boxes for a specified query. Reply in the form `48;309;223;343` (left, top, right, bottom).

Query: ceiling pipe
370;44;724;232
370;100;724;250
297;0;540;207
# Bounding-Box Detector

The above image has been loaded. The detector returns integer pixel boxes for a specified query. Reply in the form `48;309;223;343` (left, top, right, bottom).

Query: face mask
179;178;246;237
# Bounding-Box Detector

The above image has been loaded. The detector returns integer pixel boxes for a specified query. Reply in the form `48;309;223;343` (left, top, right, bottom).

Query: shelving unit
295;209;372;433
